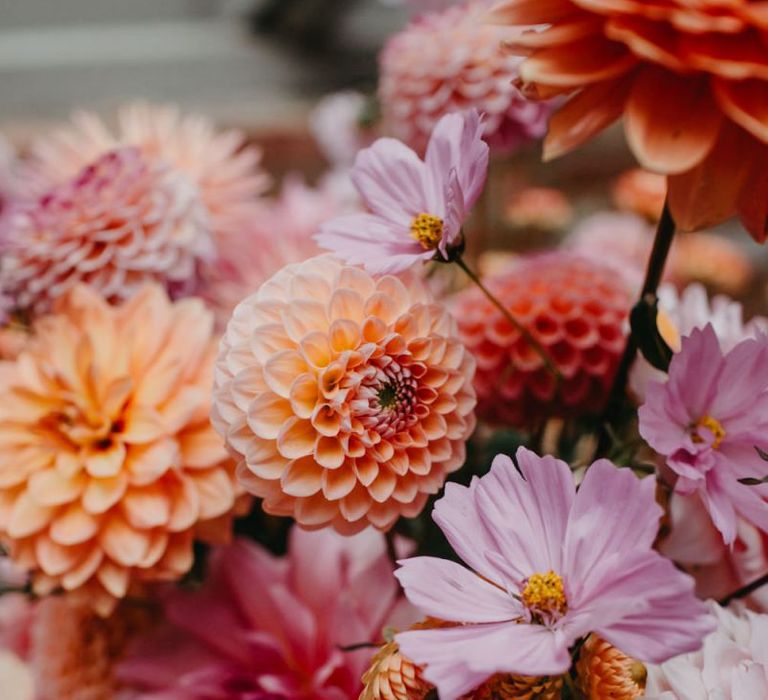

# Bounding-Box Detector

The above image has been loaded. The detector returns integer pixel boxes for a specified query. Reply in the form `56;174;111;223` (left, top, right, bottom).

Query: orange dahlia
212;255;477;533
20;102;269;245
0;284;239;615
361;641;433;700
576;635;646;700
379;0;552;154
453;252;631;428
489;0;768;240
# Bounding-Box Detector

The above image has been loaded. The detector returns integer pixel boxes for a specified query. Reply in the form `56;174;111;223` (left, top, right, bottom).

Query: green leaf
739;475;768;486
630;294;674;372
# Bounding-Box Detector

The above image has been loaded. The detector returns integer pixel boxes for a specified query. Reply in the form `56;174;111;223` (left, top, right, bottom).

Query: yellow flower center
521;570;567;618
693;415;726;449
410;213;444;250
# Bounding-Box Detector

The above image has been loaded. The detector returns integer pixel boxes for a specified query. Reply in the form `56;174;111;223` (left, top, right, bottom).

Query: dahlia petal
625;68;723;174
122;485;171;529
83;474;128;514
247;393;294;441
486;0;581;26
121;406;167;445
7;492;55;538
167;476;200;531
605;16;688;72
50;504;100;545
84;441;127;478
61;547;103;590
35;535;84;576
99;516;151;567
263;351;309;399
27;469;86;506
314;436;345;470
126;439;179;486
544;78;631;161
328;291;365;325
178;426;228;469
396;556;521;623
277;418;317;460
96;560;130;598
281;456;324;498
737;144;768;243
193;469;235;520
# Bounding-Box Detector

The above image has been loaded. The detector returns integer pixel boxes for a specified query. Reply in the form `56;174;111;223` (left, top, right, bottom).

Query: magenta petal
670;325;724;419
395;556;521;624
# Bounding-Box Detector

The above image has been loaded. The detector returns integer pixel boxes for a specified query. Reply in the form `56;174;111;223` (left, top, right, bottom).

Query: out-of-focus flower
212;255;476;533
630;283;766;400
203;175;333;323
31;596;155;700
1;147;212;314
361;640;432;700
379;1;551;155
317;110;488;274
310;91;377;169
613;169;667;222
0;593;33;662
0;650;34;700
20;102;269;245
0;284;239;615
0;135;18;217
470;674;563;699
639;325;768;544
489;0;768;241
576;635;646;700
661;492;768;612
503;187;573;231
394;448;713;700
453;252;630;428
673;232;754;297
118;529;405;699
644;602;768;699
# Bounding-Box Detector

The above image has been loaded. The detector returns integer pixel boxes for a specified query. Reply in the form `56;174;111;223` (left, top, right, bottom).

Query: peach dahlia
489;0;768;240
211;255;477;533
0;284;239;615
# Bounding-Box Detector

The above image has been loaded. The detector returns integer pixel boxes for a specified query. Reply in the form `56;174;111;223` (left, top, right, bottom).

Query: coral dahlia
1;147;213;313
489;0;768;240
379;1;551;154
0;284;239;615
453;252;631;428
212;255;477;533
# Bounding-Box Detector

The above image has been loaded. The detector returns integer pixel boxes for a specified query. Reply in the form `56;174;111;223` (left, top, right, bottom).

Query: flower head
212;255;476;533
453;252;631;428
316;110;488;274
361;640;432;700
118;529;405;699
644;602;768;699
379;1;552;155
310;91;377;169
575;635;646;700
1;147;213;313
488;0;768;239
612;169;667;221
0;284;239;615
394;447;714;700
20;102;269;245
639;324;768;544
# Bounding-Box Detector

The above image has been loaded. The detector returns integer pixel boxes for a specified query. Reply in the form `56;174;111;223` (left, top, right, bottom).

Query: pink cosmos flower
316;110;488;274
639;325;768;545
394;447;713;700
118;528;411;699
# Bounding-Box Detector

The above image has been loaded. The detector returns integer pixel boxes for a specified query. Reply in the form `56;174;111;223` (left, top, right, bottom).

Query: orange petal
321;465;357;500
50;503;100;545
82;473;128;514
280;456;324;497
126;439;179;486
192;468;235;520
121;484;171;529
314;436;346;469
486;0;580;26
179;425;228;468
28;468;86;506
625;67;723;174
84;441;127;478
7;492;55;538
35;535;83;576
263;350;308;399
714;78;768;143
247;393;293;440
276;418;316;459
99;515;151;567
737;144;768;243
96;560;129;599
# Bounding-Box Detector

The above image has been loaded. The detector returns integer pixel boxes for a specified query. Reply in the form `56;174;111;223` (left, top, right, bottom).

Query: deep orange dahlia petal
504;18;604;52
605;16;689;71
544;77;633;160
682;31;768;80
667;122;756;232
625;67;723;174
487;0;581;26
737;143;768;243
714;78;768;143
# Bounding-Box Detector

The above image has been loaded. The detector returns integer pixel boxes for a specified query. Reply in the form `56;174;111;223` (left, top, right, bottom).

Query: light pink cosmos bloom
118;528;410;699
394;447;713;700
316;109;488;274
639;324;768;545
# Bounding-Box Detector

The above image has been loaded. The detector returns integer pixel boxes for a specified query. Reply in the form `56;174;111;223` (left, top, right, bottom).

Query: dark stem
719;570;768;606
338;641;380;652
596;200;676;456
455;255;562;385
385;528;398;566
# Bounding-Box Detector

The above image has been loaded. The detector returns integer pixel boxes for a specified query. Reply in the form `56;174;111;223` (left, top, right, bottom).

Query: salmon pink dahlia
1;147;212;313
379;1;552;155
20;102;269;245
212;255;477;533
453;252;631;428
489;0;768;240
0;284;240;615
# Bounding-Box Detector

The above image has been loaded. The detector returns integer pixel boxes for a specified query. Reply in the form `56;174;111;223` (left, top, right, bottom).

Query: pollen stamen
410;213;444;250
521;570;567;620
692;414;725;449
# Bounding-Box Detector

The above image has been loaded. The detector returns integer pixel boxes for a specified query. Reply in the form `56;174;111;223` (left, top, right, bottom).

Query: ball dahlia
361;641;432;700
0;284;240;615
575;635;646;700
20;102;269;245
453;252;631;428
1;147;213;313
212;255;477;533
378;1;551;154
489;0;768;240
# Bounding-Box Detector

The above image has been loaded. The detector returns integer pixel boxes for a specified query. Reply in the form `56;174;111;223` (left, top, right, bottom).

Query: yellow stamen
410;213;444;250
521;570;567;617
693;415;726;449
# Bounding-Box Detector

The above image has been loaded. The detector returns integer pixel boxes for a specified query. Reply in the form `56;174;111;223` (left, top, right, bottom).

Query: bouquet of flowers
1;1;767;698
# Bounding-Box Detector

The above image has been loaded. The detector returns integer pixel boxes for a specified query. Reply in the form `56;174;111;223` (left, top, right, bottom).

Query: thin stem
385;528;398;566
719;570;768;606
455;256;561;385
596;200;676;456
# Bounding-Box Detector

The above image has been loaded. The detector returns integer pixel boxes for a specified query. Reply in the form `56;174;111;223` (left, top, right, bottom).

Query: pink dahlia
310;91;377;169
316;109;488;274
20;102;269;245
639;325;768;545
378;1;551;155
118;528;407;699
1;147;212;313
211;255;476;533
395;448;713;700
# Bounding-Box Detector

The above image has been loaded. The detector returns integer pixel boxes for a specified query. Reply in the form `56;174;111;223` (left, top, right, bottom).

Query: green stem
455;256;562;385
596;199;676;456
